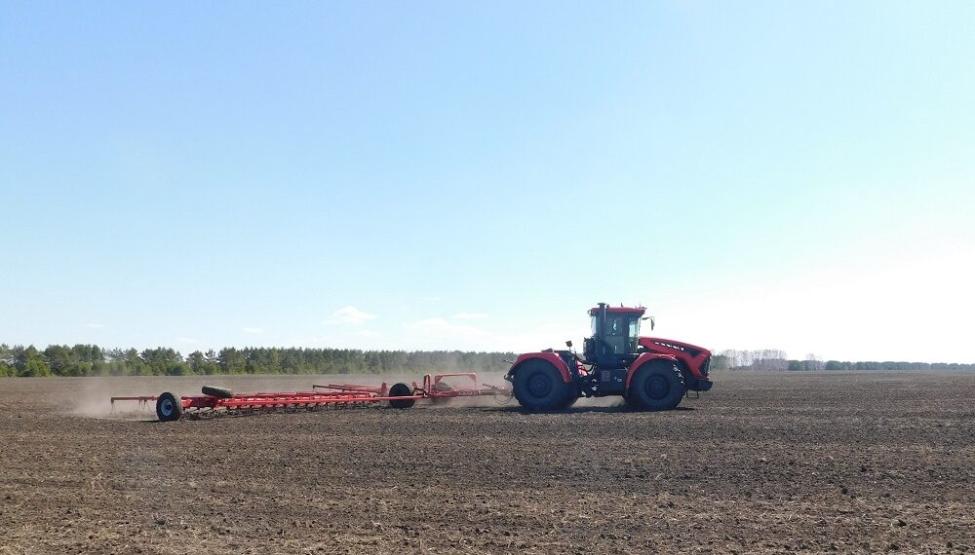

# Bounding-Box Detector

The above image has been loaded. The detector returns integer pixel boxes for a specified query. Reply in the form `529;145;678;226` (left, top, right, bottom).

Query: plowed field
1;372;974;554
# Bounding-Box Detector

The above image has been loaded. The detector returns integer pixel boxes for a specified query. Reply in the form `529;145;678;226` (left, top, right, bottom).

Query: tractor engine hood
638;337;711;359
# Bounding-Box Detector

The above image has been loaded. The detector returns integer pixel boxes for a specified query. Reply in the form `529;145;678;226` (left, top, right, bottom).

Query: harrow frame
111;372;507;421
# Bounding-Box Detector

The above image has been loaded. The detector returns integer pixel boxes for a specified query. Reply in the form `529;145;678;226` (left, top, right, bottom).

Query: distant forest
0;344;971;377
715;349;975;372
0;344;514;377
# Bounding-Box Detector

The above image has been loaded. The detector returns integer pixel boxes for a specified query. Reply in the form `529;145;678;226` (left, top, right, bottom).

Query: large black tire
388;382;415;409
513;360;574;411
201;385;233;398
156;392;183;422
627;361;685;411
560;391;580;409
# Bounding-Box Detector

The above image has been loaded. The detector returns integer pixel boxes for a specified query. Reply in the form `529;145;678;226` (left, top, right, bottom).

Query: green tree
188;350;220;374
0;344;13;377
15;346;51;377
218;348;246;374
140;348;188;376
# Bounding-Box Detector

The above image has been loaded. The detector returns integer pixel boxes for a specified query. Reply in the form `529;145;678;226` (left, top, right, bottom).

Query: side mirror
651;316;655;331
565;340;573;348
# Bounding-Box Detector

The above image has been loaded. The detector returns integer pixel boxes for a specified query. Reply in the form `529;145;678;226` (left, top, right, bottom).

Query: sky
1;1;973;362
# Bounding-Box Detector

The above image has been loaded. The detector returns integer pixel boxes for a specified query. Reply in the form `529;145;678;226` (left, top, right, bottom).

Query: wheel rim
160;398;174;416
645;375;670;400
526;372;553;398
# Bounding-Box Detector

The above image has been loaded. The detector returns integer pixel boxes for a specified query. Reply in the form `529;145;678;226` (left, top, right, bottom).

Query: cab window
628;317;640;339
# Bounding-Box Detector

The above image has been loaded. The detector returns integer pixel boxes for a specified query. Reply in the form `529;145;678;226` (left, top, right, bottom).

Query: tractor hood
638;337;711;359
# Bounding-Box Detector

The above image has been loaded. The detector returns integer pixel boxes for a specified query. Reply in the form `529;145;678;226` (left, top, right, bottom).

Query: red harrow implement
110;372;509;421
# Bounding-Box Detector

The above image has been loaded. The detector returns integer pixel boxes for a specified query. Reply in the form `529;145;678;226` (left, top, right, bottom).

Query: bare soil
1;371;974;554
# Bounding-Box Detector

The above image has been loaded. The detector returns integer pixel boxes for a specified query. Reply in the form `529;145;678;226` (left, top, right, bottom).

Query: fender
624;352;679;390
508;352;573;384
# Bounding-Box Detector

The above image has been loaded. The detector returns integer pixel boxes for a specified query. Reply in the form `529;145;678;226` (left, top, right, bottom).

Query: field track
1;372;974;554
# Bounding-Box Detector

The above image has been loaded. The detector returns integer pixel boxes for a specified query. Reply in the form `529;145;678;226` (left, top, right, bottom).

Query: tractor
505;303;713;411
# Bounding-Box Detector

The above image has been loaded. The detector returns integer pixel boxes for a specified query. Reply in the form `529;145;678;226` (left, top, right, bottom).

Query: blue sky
2;1;973;361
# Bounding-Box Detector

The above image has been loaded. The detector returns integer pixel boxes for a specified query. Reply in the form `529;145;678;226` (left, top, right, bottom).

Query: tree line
713;349;975;372
0;344;514;377
2;343;971;377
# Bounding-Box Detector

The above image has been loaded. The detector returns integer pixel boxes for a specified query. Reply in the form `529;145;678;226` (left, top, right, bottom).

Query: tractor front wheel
513;360;573;411
627;362;685;411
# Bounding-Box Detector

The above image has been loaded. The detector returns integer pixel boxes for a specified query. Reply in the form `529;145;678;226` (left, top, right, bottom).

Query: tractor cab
583;303;647;369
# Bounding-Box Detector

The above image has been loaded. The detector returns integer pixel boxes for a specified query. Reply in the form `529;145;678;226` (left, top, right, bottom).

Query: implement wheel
156;392;183;422
388;382;415;409
513;360;573;411
201;385;233;398
628;361;685;411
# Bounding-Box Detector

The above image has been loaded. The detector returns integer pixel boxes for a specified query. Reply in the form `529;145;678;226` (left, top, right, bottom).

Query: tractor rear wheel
628;361;685;411
156;392;183;422
388;382;415;409
513;360;573;411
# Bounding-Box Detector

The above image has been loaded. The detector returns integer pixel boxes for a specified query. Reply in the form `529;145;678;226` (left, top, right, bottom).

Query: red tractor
506;303;713;411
